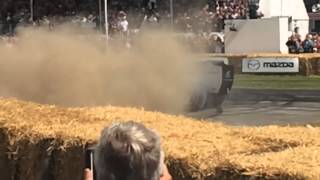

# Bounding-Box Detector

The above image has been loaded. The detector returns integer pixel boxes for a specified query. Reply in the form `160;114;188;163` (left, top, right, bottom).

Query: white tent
258;0;309;37
224;0;309;54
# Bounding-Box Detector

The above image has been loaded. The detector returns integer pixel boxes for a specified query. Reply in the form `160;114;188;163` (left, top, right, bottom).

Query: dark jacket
303;39;315;53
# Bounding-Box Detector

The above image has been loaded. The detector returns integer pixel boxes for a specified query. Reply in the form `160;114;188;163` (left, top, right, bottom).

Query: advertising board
242;57;299;73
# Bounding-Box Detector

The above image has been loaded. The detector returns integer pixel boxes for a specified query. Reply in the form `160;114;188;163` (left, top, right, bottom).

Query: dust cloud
0;26;201;113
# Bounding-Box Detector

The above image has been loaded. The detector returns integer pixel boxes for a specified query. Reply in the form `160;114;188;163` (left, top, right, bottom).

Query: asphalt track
188;89;320;126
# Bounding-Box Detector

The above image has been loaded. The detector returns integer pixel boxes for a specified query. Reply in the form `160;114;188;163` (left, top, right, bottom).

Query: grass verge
234;75;320;90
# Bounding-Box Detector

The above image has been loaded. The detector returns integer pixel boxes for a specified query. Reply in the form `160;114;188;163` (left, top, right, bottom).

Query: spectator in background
286;35;303;54
110;12;119;35
215;35;224;53
302;34;315;53
118;11;129;35
148;0;157;10
293;32;302;45
209;34;224;53
5;12;14;36
208;0;217;12
3;36;17;48
118;12;130;47
315;35;320;53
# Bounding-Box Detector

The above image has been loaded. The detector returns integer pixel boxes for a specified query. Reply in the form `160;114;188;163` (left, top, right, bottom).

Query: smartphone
85;145;96;180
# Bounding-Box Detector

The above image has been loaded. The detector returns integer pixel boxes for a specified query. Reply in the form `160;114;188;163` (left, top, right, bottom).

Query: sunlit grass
234;75;320;90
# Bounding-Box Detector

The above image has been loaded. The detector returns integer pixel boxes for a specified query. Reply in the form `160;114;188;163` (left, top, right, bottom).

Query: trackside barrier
205;54;320;76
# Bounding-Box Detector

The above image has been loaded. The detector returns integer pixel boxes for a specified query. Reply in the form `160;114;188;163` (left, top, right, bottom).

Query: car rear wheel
189;88;208;112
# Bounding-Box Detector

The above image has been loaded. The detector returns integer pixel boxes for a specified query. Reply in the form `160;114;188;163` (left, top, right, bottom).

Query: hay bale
0;128;11;180
2;127;59;180
209;53;320;75
307;57;320;75
50;140;85;180
0;98;319;180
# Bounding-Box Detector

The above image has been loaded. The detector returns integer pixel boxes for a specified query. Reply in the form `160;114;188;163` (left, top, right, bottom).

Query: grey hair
94;121;164;180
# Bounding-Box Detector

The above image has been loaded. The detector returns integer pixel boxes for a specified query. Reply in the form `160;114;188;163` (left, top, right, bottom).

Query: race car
188;56;234;113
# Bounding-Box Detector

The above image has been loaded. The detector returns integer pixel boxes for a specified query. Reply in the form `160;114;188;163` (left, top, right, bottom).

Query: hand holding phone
160;165;172;180
84;145;96;180
84;169;93;180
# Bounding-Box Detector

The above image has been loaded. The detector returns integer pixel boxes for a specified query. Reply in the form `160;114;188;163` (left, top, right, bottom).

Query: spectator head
223;2;227;8
306;34;313;40
289;34;295;40
94;121;163;180
118;11;127;18
313;34;318;40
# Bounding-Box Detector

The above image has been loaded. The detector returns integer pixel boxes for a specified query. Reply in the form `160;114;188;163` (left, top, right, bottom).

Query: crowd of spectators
286;32;320;53
157;0;249;52
1;1;252;33
0;35;17;47
0;0;258;53
173;0;248;33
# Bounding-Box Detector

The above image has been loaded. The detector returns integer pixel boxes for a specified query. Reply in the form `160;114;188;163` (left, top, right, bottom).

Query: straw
0;98;319;179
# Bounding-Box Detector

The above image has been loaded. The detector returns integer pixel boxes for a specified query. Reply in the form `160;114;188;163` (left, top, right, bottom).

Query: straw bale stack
208;53;320;76
0;98;319;180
